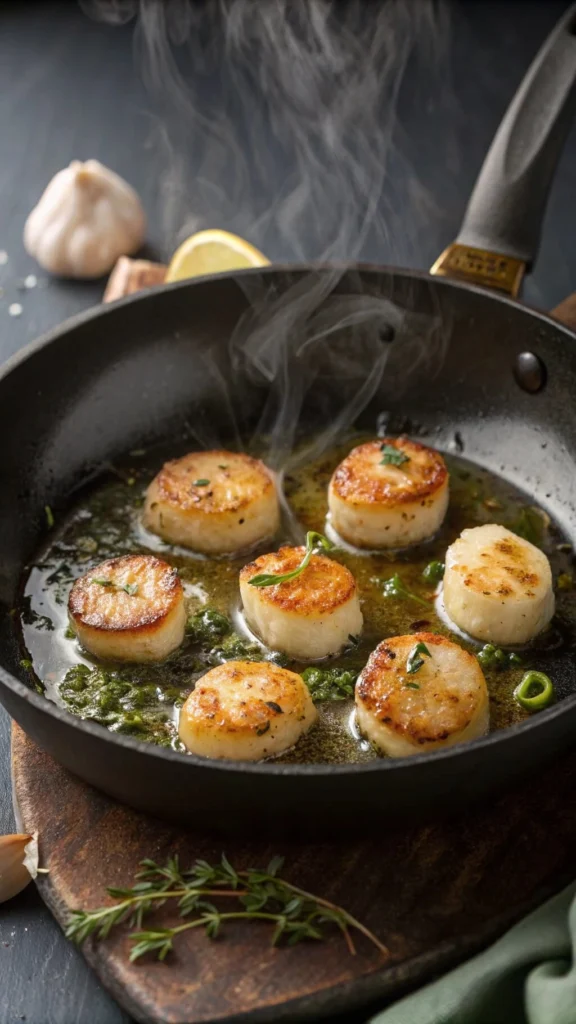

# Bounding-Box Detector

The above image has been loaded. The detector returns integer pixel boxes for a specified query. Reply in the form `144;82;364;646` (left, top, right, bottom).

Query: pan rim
2;261;576;778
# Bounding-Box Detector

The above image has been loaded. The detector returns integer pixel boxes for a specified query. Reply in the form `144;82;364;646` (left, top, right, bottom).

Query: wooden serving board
11;722;576;1024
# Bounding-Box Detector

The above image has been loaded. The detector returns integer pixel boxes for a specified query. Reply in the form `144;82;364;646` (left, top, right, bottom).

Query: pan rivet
514;352;546;393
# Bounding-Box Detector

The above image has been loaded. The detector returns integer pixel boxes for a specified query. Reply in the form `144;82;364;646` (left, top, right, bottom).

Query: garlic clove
24;160;146;279
0;832;39;903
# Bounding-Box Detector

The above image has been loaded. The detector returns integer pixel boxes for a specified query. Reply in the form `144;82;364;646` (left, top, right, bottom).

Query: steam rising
81;0;450;262
80;1;451;490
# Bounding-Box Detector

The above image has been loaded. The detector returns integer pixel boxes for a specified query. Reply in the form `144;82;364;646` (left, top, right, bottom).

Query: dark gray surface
1;2;576;1022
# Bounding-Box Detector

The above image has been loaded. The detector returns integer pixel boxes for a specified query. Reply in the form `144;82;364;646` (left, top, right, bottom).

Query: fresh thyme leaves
405;681;420;690
422;561;445;584
248;531;333;588
301;666;357;702
193;479;210;486
91;578;139;597
376;573;432;608
406;642;431;675
380;444;409;467
65;854;388;962
44;505;55;528
557;573;573;591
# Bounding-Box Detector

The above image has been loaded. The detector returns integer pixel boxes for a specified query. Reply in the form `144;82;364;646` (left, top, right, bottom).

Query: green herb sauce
17;435;576;764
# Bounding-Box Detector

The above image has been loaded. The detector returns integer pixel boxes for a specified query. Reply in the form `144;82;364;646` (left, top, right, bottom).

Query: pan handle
431;3;576;297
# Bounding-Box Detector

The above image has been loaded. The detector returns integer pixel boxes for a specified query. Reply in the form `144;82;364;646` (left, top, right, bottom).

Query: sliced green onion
248;531;333;588
513;671;555;712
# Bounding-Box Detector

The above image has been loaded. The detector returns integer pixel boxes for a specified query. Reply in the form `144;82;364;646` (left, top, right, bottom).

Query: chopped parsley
301;666;357;702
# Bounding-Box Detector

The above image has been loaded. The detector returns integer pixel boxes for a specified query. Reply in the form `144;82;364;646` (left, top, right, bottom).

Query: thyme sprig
65;854;388;962
248;531;333;588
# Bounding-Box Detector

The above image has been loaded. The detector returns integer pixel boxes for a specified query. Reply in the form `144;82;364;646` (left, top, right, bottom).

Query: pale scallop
68;554;186;662
143;450;279;555
178;660;317;761
328;437;449;549
355;632;489;757
239;546;363;660
443;523;554;645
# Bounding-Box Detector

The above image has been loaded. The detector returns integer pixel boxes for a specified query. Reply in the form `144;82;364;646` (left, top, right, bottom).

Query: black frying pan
2;8;576;835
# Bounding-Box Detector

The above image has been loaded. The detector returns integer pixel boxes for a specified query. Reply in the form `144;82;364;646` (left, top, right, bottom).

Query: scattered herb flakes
301;666;357;702
45;505;55;528
376;573;431;608
90;578;139;597
405;682;420;690
380;444;409;467
557;573;573;591
19;658;33;671
193;479;210;487
186;607;231;643
59;664;186;744
406;642;431;675
20;596;54;631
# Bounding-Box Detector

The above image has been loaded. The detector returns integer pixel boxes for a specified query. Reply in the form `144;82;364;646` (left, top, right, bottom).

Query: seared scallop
240;546;363;660
355;632;489;757
68;554;186;662
178;660;317;760
443;523;554;645
328;437;448;549
143;450;279;555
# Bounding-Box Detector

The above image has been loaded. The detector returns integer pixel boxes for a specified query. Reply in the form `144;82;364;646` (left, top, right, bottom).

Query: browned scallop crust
186;662;308;737
150;450;274;515
331;437;447;507
460;536;541;598
68;554;182;633
356;632;483;746
239;547;357;615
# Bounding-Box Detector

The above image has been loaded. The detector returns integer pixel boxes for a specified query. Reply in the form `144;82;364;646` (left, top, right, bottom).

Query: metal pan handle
431;3;576;297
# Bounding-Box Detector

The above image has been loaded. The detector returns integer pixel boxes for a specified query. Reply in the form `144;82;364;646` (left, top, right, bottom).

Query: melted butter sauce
18;435;576;764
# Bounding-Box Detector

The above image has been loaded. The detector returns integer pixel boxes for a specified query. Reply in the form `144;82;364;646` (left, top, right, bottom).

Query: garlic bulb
0;833;39;903
24;160;146;278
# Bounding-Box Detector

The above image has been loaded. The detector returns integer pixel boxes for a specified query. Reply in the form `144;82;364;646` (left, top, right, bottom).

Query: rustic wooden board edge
10;722;571;1024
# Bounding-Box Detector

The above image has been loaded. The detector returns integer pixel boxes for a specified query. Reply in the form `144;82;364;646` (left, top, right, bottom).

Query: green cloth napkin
369;883;576;1024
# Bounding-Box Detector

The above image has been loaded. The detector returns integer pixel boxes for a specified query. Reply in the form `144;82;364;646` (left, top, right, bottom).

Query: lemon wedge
165;229;269;283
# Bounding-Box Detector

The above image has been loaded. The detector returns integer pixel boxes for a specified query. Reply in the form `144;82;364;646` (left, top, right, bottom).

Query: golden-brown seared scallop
443;523;554;645
143;450;279;555
239;546;363;660
355;632;489;757
68;554;186;662
178;660;317;760
328;437;448;549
